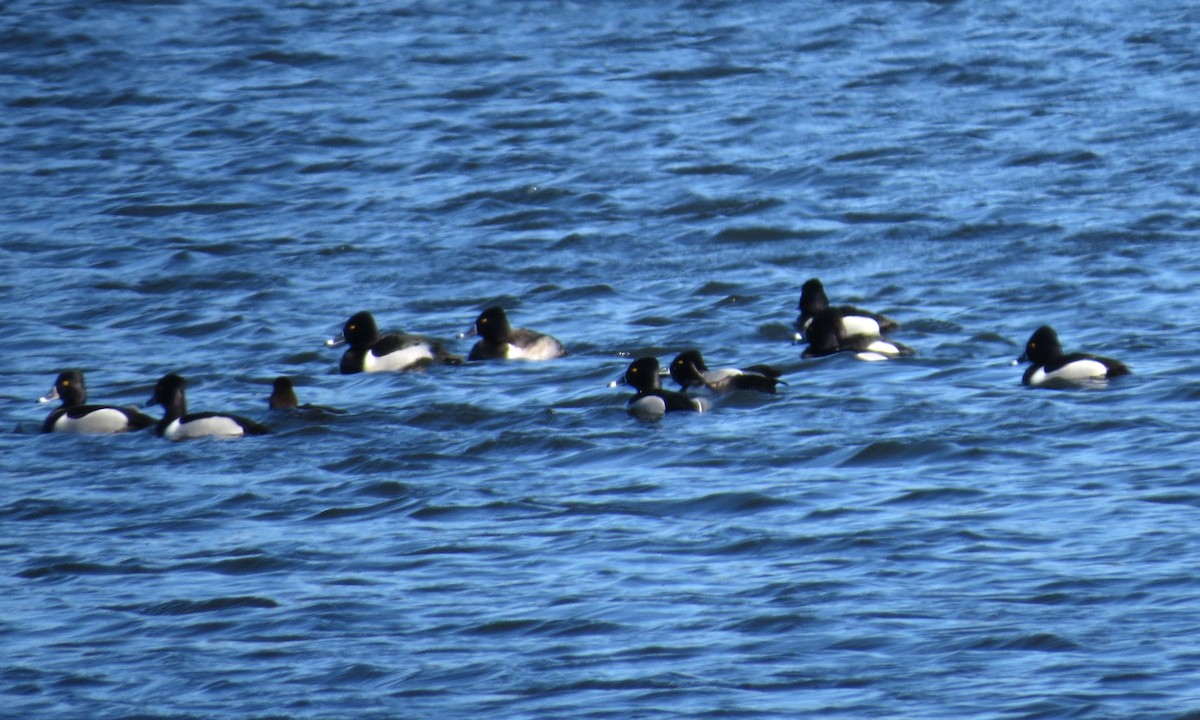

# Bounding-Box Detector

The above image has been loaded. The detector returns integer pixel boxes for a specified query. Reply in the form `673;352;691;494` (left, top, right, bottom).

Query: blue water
4;1;1200;717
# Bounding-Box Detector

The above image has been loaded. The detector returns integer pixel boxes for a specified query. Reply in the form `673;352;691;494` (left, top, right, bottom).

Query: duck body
39;370;156;434
147;373;269;440
1016;326;1130;387
464;306;565;361
329;311;461;374
616;357;709;421
801;310;913;361
669;350;784;394
795;278;897;341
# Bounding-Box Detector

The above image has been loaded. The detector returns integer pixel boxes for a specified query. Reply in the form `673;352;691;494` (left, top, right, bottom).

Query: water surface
4;1;1200;718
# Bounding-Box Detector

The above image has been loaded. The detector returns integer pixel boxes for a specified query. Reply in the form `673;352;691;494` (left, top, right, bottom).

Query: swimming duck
614;357;709;421
1014;325;1130;387
462;306;565;361
668;350;784;394
38;370;156;434
327;311;462;373
795;278;897;341
802;309;913;361
268;376;300;409
147;373;269;439
268;376;346;416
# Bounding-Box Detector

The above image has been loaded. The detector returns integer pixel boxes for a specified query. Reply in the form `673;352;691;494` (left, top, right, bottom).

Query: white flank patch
1052;359;1109;381
855;351;891;362
506;337;563;361
864;339;900;355
628;396;666;421
363;344;433;372
56;408;131;434
705;368;742;385
842;316;882;338
164;416;245;440
1030;359;1109;386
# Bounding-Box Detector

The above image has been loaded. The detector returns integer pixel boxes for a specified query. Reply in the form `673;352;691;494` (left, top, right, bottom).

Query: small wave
113;596;278;616
461;617;622;638
0;29;92;53
1026;592;1074;605
435;185;579;215
841;210;935;225
713;226;826;243
324;662;388;681
839;440;958;467
831;146;920;164
299;160;357;174
629;315;675;328
547;284;618;301
693;280;742;295
2;499;78;521
905;318;965;334
108;202;259;217
442;84;504;101
200;555;296;575
1004;150;1103;167
1140;493;1200;507
476;208;563;230
561;491;789;520
309;498;409;522
488;116;574;132
1099;671;1155;685
665;163;755;176
409;499;559;522
883;486;986;504
825;635;894;652
725;613;818;634
639;65;764;82
413;52;527;67
9;90;164;109
674;491;791;515
248;50;338;67
357;480;410;498
661;196;783;219
938;220;1055;241
967;632;1082;652
18;559;152;580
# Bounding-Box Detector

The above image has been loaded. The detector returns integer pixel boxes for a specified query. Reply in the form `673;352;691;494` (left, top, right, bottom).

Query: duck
268;376;300;409
1014;325;1131;387
802;309;913;361
146;373;269;439
795;278;898;341
668;350;784;394
327;311;461;374
614;357;709;421
268;376;346;415
462;306;565;361
38;370;156;434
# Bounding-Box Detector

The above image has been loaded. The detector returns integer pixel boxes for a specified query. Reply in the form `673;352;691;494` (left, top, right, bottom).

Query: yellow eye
63;380;71;387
